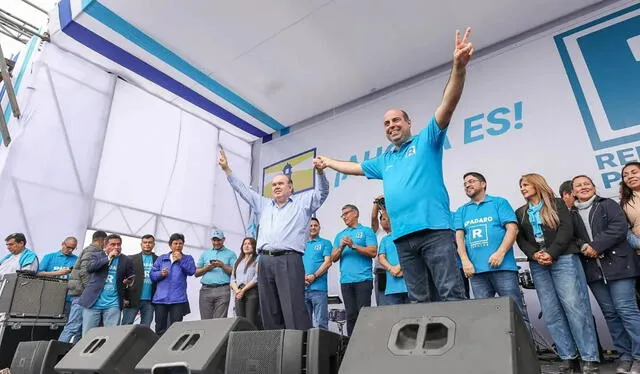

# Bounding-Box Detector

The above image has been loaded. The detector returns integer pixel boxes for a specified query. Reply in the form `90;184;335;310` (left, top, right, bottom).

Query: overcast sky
1;0;55;58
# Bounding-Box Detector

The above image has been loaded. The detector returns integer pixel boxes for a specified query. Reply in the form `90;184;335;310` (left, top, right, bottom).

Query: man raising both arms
316;28;473;303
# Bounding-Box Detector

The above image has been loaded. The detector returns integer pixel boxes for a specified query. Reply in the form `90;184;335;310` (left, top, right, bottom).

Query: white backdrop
0;44;253;321
256;0;640;346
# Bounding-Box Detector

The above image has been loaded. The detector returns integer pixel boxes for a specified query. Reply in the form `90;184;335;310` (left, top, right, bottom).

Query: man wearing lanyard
218;149;329;330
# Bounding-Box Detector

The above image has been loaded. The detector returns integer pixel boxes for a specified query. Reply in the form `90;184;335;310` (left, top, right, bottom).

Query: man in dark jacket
79;234;134;335
58;230;106;343
121;234;158;326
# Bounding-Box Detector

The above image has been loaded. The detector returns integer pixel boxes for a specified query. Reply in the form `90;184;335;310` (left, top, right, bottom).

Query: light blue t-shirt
361;116;452;240
197;248;237;285
303;237;333;291
140;254;154;301
378;235;408;295
454;195;518;273
334;224;377;284
39;250;78;279
93;256;119;309
39;250;78;302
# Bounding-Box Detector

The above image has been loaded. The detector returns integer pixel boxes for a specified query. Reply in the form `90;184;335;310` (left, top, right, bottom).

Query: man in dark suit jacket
78;234;134;335
122;234;158;326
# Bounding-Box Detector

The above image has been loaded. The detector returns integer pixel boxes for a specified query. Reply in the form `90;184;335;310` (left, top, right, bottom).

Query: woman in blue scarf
515;173;599;374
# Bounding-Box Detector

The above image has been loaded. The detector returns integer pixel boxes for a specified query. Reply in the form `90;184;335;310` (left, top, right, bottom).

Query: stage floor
541;360;618;374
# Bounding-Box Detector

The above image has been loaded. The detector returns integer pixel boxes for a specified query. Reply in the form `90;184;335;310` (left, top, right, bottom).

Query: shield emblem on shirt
356;232;363;239
314;244;322;251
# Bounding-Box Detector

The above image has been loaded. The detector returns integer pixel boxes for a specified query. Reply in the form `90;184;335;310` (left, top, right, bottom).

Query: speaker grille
226;330;283;374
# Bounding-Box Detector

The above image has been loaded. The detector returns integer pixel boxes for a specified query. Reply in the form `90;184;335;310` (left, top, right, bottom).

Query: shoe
617;360;633;373
558;359;580;374
630;360;640;374
582;361;599;374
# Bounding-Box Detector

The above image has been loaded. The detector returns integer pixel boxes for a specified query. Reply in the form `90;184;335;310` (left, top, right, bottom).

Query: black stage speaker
0;317;65;369
0;273;67;318
54;324;158;373
338;297;540;374
136;317;256;374
10;340;73;374
225;330;305;374
306;328;349;374
225;328;348;374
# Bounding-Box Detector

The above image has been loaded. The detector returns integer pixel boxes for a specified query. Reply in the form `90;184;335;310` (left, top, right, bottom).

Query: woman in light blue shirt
231;237;260;328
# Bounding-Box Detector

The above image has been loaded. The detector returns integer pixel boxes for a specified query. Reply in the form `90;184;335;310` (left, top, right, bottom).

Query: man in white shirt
0;233;38;276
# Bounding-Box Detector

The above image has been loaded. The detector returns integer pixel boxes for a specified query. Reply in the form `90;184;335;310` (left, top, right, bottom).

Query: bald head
384;109;412;147
61;236;78;255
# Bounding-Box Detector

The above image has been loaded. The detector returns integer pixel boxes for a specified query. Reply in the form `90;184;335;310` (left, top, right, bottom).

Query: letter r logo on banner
555;4;640;150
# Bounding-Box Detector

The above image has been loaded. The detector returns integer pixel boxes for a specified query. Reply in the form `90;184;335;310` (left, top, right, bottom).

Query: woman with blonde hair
515;173;599;374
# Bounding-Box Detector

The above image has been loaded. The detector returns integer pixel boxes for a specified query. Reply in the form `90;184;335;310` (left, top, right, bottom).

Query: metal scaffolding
0;0;47;146
0;7;41;44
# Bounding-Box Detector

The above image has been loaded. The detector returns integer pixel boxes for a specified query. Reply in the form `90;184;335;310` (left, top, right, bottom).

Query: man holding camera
195;229;237;319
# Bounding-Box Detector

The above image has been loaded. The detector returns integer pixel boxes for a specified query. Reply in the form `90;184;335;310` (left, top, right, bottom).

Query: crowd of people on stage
0;27;639;374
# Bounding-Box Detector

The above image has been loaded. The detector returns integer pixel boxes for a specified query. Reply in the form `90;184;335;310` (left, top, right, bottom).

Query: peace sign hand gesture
453;27;473;68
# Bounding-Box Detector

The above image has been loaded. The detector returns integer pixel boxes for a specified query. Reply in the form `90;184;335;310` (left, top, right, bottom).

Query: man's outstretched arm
435;27;473;130
315;156;364;176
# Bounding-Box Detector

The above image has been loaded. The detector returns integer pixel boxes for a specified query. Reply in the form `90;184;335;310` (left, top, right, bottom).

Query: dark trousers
341;280;373;336
154;303;184;336
460;268;470;299
236;287;261;329
258;252;311;330
394;229;466;302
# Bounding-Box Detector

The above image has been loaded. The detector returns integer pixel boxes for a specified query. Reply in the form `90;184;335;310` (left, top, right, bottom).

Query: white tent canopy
0;42;252;319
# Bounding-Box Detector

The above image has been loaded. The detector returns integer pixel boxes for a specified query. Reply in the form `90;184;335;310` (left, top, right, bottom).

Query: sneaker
559;359;580;374
618;360;633;373
582;361;599;374
630;360;640;374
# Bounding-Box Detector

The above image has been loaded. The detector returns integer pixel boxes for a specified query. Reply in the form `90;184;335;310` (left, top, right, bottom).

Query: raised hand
313;157;327;173
453;27;473;68
218;149;230;171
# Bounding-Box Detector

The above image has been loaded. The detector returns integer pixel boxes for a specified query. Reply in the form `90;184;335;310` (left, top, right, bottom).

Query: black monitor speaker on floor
136;317;256;374
54;324;158;374
338;297;540;374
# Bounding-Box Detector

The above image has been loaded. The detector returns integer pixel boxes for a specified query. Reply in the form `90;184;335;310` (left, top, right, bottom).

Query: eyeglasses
340;210;355;219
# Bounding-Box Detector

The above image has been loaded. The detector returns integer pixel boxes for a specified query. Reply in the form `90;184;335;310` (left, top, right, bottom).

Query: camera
374;197;386;209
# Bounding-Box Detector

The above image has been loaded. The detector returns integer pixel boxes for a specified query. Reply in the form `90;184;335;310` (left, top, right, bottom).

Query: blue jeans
627;230;640;250
58;297;82;343
304;290;329;329
82;306;121;336
590;278;640;361
121;300;155;327
530;254;599;361
394;229;466;302
471;270;531;329
380;292;409;306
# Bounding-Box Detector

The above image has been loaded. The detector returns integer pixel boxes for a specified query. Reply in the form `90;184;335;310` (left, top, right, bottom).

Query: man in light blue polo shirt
38;236;79;317
303;217;333;329
331;204;377;336
317;28;473;304
454;172;529;327
195;229;237;319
